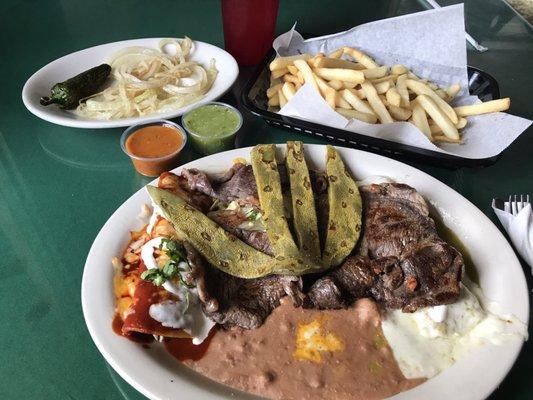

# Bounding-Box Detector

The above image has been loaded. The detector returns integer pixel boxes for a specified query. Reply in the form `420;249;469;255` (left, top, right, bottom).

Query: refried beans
167;297;423;400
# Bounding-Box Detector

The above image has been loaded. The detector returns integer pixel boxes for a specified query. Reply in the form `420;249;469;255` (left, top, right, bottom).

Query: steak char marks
309;183;463;312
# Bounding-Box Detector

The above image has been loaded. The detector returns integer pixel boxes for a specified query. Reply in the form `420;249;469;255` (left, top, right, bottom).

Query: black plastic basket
241;49;501;168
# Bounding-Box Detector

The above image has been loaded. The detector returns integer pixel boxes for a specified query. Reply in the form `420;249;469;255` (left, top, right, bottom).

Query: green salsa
183;104;241;154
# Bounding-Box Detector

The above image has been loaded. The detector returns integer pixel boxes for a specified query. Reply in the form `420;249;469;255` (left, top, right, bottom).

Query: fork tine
511;195;518;216
505;195;511;213
518;194;524;213
528;194;530;205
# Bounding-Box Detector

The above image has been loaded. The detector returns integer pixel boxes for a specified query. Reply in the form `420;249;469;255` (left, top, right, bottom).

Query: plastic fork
509;194;530;216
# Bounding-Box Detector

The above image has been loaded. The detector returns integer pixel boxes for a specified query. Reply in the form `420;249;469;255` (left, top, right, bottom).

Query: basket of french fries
242;48;506;167
241;5;532;167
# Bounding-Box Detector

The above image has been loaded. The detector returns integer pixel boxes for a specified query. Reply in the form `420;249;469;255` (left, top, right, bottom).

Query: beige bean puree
182;298;423;400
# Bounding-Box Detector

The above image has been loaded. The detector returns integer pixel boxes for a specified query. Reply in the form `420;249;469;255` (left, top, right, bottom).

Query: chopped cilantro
142;238;194;288
141;269;167;286
162;260;179;278
246;209;262;221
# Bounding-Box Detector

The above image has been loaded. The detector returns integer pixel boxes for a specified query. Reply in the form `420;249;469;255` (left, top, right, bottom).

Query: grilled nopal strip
251;144;302;261
286;141;321;267
147;186;303;279
322;145;363;267
149;144;362;279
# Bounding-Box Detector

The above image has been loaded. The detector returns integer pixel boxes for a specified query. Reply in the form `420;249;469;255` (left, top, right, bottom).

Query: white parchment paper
272;4;531;159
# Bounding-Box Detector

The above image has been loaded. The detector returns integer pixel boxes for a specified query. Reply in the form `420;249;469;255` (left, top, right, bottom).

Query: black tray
241;49;501;168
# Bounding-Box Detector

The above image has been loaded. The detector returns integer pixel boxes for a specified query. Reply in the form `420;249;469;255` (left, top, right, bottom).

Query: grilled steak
308;183;463;312
214;163;259;204
185;242;302;329
207;209;273;255
180;163;259;205
201;263;303;329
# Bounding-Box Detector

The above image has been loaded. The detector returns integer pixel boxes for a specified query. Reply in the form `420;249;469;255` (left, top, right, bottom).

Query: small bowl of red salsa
120;120;187;177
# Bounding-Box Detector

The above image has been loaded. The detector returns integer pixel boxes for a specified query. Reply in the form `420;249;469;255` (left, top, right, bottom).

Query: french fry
271;68;289;79
328;48;344;59
267;83;283;98
375;80;391;94
406;79;458;124
308;54;324;68
407;71;427;82
314;67;365;83
283;74;300;85
391;64;408;75
278;90;287;108
435;89;447;99
416;94;459;140
327;79;344;90
297;71;304;84
315;57;365;70
294;82;302;91
433;135;463;144
446;84;461;100
269;54;311;71
429;117;467;134
353;80;390;98
336;94;352;109
370;75;395;84
342;81;358;89
335;108;378;124
361;66;388;79
293;59;320;93
361;81;393;124
387;104;412;121
314;75;337;108
287;65;299;75
314;76;334;98
343;46;379;69
385;88;401;107
325;90;336;108
268;93;280;107
429;123;442;134
456;117;467;129
428;83;439;90
341;89;376;115
282;82;296;101
396;74;410;108
453;98;510;116
411;103;432;139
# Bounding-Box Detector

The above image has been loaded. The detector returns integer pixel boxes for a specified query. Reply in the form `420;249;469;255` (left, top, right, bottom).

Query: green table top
1;0;531;399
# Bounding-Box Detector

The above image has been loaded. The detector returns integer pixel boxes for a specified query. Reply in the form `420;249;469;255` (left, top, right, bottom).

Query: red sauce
126;125;184;158
124;124;185;177
164;327;218;361
112;314;153;343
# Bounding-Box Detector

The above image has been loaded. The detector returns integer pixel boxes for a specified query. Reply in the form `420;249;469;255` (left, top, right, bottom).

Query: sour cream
381;282;527;379
140;237;216;344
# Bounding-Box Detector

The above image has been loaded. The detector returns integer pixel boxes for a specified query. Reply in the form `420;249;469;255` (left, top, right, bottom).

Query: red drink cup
221;0;280;66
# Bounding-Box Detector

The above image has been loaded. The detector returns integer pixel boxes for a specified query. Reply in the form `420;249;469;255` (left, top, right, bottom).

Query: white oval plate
22;38;239;129
82;145;528;400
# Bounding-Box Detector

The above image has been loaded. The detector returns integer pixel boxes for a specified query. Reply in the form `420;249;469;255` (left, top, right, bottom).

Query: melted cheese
293;316;344;363
116;297;133;320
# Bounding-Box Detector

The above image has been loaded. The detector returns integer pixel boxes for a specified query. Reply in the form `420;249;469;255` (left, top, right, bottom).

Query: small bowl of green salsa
182;102;242;155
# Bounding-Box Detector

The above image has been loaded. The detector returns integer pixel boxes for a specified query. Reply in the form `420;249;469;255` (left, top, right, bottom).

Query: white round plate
82;145;528;400
22;38;239;129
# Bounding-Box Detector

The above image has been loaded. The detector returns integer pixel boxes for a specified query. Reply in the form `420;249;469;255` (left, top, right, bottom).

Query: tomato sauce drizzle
164;327;218;361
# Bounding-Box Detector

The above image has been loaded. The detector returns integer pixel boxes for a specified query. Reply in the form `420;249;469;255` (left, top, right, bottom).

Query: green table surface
1;0;531;399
